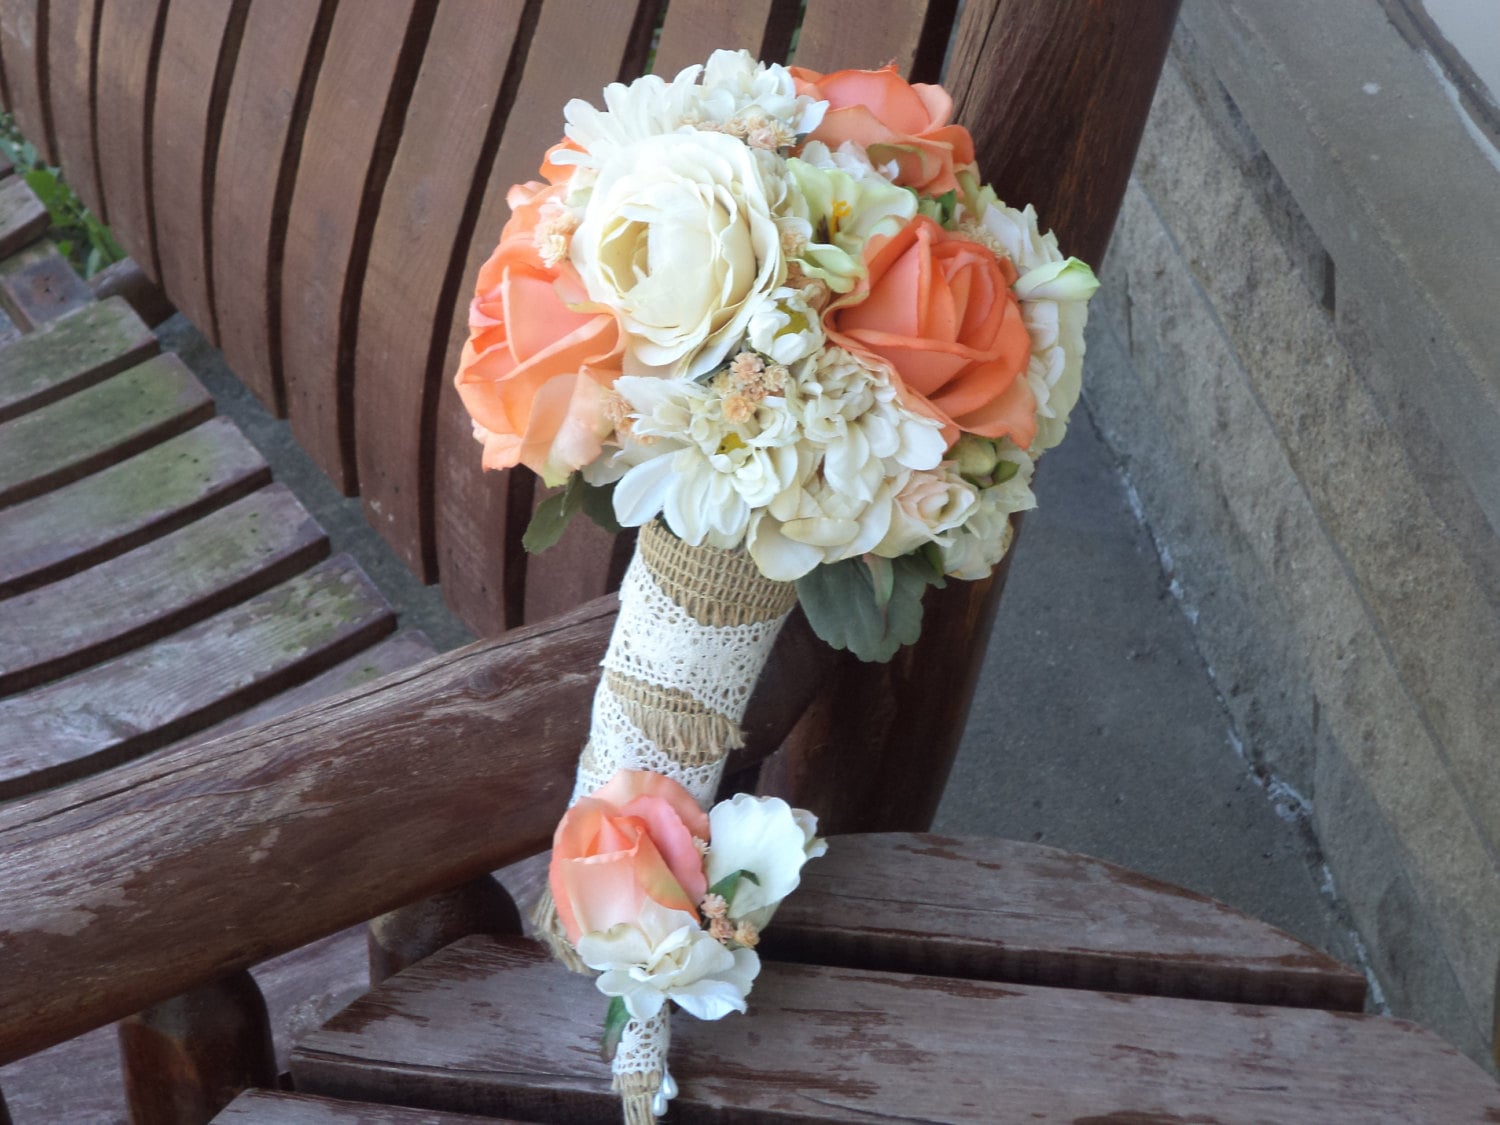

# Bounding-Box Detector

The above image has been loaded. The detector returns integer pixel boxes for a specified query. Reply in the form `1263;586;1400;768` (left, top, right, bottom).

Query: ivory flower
579;898;761;1022
571;131;785;379
705;795;827;930
876;465;979;557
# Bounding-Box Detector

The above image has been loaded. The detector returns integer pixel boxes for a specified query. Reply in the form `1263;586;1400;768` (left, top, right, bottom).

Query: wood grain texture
0;241;94;328
792;0;953;78
767;3;1180;833
760;532;1016;833
762;833;1366;1012
519;491;623;625
0;483;328;695
0;592;820;1063
652;0;799;76
0;353;214;509
947;0;1182;267
0;416;268;598
94;0;169;279
0;295;157;423
119;970;277;1125
0;0;53;162
215;1090;511;1124
87;256;174;327
150;0;241;344
290;933;1500;1124
185;628;436;746
44;0;105;219
433;0;658;636
279;0;427;495
210;0;328;416
368;875;521;987
353;1;525;581
0;177;49;260
0;553;394;799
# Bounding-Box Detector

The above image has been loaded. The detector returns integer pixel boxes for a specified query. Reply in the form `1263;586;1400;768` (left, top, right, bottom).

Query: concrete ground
0;316;1373;1122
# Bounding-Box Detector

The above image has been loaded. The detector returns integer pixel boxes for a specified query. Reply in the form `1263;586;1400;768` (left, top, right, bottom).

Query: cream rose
705;795;826;930
875;467;979;557
571;131;784;379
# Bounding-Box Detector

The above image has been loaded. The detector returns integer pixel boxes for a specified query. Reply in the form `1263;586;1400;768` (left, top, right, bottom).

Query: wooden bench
10;1;1468;1122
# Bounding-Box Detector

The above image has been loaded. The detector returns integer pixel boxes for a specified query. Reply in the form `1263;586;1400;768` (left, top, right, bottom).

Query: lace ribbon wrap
537;520;798;1122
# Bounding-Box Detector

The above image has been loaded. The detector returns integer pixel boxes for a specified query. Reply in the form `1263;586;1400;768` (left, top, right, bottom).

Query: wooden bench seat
277;835;1500;1125
0;170;439;799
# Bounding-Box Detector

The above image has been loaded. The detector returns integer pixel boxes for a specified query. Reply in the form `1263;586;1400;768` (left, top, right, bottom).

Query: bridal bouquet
454;49;1096;1122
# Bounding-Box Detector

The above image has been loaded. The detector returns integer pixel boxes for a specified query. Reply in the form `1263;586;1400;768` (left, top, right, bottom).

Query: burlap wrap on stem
533;521;797;1122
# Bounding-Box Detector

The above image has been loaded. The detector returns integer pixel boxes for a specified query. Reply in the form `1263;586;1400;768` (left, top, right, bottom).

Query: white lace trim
603;553;787;725
569;547;792;808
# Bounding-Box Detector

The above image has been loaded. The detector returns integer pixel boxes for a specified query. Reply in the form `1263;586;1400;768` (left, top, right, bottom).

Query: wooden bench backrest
0;0;1172;632
0;1;1177;836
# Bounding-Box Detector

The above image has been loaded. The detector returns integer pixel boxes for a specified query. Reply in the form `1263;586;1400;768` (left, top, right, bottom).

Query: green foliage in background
0;112;124;277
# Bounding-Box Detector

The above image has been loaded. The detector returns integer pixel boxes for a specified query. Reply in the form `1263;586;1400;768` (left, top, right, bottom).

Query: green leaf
936;189;959;227
600;996;630;1063
864;554;895;610
522;473;586;553
797;556;932;662
993;459;1019;484
707;868;760;908
580;479;623;535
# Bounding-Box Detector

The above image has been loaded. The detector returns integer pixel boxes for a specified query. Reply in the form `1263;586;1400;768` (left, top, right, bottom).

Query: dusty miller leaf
522;473;585;553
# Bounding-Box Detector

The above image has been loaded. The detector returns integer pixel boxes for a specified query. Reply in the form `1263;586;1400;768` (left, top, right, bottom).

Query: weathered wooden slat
278;0;429;495
764;0;1181;835
0;241;94;329
652;0;799;75
520;486;626;625
0;1;54;163
792;0;949;78
0;416;268;598
368;874;521;987
0;483;328;695
210;0;329;416
290;933;1500;1124
87;256;174;327
433;0;658;635
214;1090;513;1124
948;0;1181;270
0;353;214;509
0;552;395;800
119;970;277;1125
0;177;49;261
353;1;526;582
150;0;242;345
0;295;158;423
0;304;17;348
763;833;1367;1011
94;0;169;279
185;628;437;746
0;593;823;1063
44;0;106;220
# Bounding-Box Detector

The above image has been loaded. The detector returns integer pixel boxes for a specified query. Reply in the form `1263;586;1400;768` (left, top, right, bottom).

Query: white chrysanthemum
746;286;824;365
607;376;802;548
973;202;1098;452
697;50;825;141
558;67;707;167
571;131;785;378
578;899;761;1022
939;444;1036;580
705;795;826;930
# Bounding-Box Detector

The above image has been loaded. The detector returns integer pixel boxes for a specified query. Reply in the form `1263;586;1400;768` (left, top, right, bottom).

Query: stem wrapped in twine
534;520;798;1120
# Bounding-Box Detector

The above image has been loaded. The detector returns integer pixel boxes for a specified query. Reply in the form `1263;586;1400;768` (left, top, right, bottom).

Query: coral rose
789;65;975;196
454;179;623;487
825;216;1035;447
549;769;711;945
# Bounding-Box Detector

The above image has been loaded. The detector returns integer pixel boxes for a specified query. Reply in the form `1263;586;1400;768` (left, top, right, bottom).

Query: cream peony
705;795;827;930
578;898;761;1022
571;131;785;379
